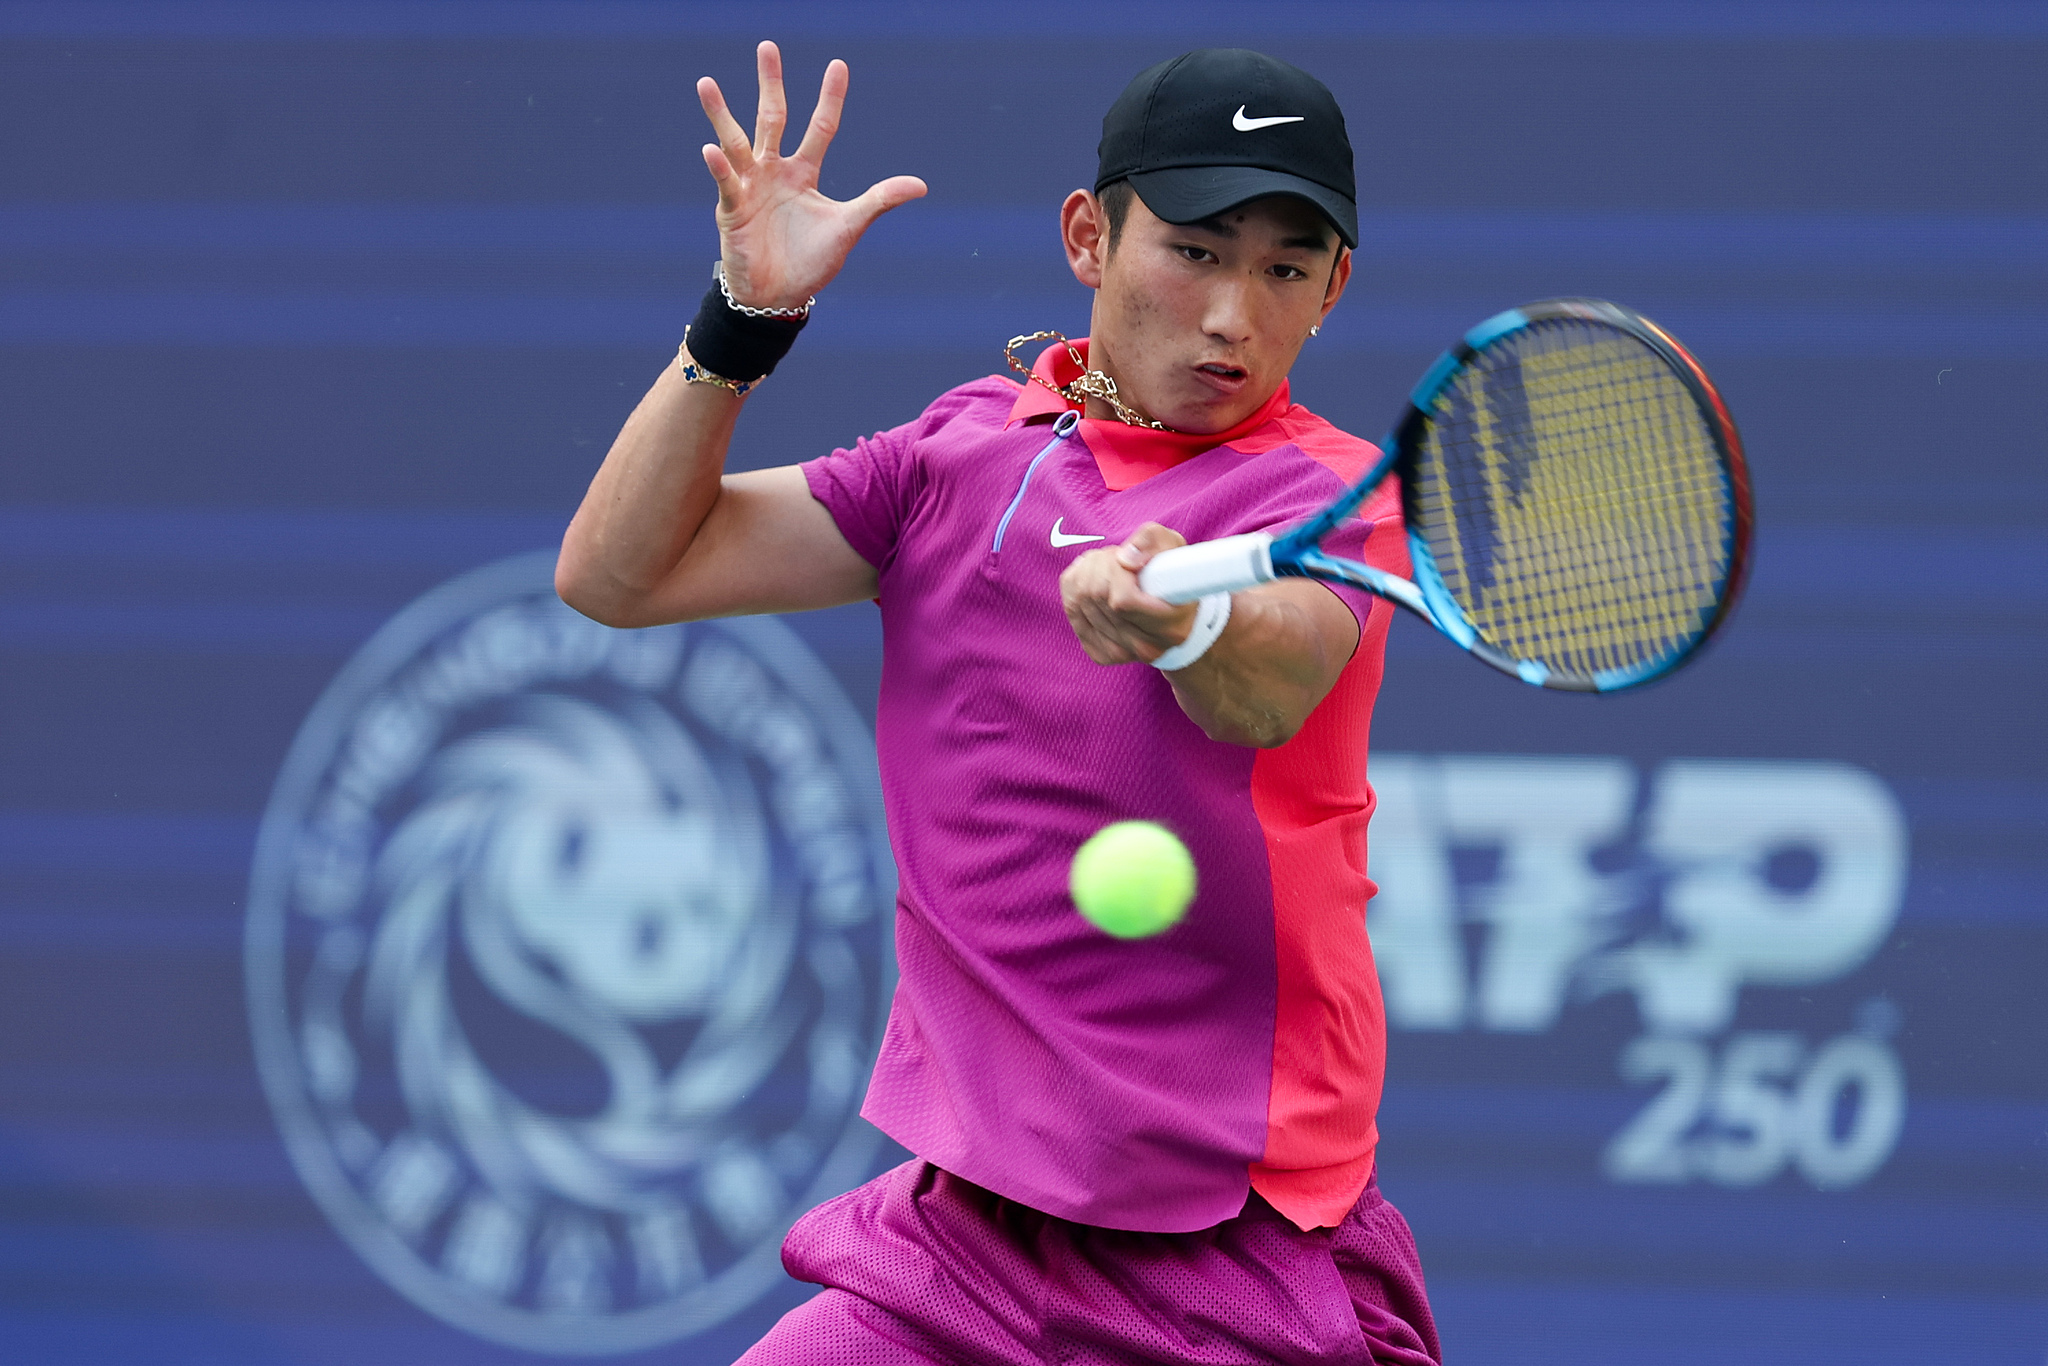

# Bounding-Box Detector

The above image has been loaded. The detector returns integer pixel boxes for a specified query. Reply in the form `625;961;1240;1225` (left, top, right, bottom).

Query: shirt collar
1004;337;1294;492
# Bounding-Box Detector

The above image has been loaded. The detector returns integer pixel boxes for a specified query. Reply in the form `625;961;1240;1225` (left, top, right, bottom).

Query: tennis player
558;43;1440;1366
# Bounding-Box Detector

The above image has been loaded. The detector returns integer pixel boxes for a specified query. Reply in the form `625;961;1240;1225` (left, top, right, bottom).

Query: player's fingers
1074;608;1136;665
1115;521;1186;570
1061;548;1127;607
1066;617;1110;664
753;40;788;158
1060;592;1108;659
1062;574;1134;663
697;76;756;174
1096;538;1181;617
845;175;930;234
1070;549;1160;634
701;144;740;206
1086;597;1152;664
1058;559;1109;625
793;57;848;165
1108;577;1187;626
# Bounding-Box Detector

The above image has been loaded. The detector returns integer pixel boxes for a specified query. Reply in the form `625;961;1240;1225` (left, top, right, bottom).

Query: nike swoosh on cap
1232;105;1306;131
1050;517;1105;548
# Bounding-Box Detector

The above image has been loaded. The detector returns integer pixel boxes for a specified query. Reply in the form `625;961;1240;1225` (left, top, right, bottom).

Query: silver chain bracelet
713;261;814;320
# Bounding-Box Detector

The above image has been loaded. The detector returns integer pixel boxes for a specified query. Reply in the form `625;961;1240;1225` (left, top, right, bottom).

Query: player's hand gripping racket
1139;298;1753;691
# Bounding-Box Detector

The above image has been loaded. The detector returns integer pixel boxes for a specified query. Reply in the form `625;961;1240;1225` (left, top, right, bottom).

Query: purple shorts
736;1160;1440;1366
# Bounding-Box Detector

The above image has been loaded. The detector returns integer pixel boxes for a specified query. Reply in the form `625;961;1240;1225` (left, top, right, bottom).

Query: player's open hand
1061;523;1203;666
697;42;927;311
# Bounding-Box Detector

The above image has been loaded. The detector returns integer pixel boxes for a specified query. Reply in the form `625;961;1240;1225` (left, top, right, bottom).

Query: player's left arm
1060;522;1360;748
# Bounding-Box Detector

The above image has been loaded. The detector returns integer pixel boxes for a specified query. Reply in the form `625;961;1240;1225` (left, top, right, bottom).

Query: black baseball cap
1096;49;1358;250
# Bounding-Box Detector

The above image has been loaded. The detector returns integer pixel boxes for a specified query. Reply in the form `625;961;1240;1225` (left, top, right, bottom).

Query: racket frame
1262;297;1753;691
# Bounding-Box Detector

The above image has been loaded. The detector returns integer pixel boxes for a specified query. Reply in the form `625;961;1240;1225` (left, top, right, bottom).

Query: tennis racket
1138;298;1752;692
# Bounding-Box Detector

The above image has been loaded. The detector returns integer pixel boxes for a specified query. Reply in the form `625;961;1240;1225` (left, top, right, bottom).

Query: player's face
1070;190;1350;434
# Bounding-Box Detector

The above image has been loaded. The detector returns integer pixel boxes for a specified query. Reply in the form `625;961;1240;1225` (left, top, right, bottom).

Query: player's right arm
556;41;925;628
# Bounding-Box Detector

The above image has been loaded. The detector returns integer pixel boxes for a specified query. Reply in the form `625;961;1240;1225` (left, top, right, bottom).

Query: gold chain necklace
1003;331;1173;431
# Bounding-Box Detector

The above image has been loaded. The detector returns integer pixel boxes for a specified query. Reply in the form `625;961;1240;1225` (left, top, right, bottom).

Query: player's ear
1320;245;1352;323
1062;189;1108;290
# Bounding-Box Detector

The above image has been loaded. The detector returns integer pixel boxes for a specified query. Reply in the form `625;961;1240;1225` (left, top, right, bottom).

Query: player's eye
1174;244;1216;263
1271;263;1309;280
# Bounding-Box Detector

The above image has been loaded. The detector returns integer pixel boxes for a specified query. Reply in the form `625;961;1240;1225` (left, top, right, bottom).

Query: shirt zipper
990;410;1081;554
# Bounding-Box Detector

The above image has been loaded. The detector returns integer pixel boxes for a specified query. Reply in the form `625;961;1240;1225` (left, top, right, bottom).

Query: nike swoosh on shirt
1232;106;1306;131
1050;517;1105;548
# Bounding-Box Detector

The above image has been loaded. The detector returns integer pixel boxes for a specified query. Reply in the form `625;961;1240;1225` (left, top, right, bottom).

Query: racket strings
1412;320;1732;679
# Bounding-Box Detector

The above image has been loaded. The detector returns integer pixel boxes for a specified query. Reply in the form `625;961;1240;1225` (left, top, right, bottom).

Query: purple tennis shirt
801;350;1407;1234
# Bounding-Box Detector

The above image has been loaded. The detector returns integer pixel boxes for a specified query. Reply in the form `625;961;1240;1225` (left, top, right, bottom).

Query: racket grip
1138;533;1275;604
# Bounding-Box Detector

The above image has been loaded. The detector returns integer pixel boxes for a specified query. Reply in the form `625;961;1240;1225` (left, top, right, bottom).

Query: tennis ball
1069;821;1196;940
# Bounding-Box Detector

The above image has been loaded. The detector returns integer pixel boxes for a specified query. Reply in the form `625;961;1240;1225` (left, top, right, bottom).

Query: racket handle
1138;533;1275;604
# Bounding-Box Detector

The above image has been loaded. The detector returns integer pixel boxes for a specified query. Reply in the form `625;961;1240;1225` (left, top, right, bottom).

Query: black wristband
683;281;808;383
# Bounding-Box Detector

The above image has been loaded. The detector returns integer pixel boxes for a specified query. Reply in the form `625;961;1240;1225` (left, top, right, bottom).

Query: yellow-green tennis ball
1069;821;1196;940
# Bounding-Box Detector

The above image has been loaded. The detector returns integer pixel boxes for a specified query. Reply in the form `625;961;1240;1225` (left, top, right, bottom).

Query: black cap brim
1127;165;1358;249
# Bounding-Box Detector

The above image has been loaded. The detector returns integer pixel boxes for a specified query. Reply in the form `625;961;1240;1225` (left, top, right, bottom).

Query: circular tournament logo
245;552;896;1354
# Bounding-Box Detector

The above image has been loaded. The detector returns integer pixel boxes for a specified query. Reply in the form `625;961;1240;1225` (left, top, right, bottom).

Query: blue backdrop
1;3;2043;1363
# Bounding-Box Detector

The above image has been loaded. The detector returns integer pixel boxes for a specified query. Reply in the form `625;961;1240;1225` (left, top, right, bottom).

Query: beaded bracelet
675;331;756;397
